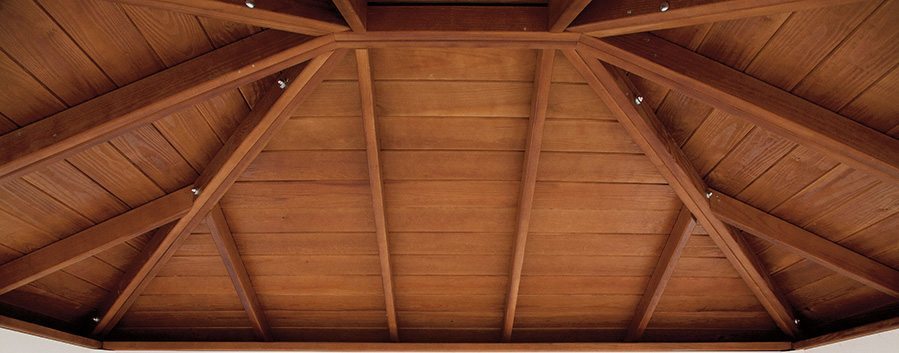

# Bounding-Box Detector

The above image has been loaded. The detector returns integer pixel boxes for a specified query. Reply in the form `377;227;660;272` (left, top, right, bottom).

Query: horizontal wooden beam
794;316;899;349
0;316;101;349
332;0;366;32
578;34;899;185
333;31;580;49
0;32;334;183
0;187;193;295
568;0;864;36
710;190;899;297
367;5;547;31
101;341;792;351
110;0;348;35
564;50;799;337
548;0;593;32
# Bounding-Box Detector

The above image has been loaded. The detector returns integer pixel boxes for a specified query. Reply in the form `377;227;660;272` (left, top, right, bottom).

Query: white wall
1;327;898;353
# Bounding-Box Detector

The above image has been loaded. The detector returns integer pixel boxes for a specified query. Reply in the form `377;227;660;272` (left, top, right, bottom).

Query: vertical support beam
501;49;555;342
333;0;366;32
90;50;349;337
563;50;800;337
548;0;593;32
355;49;399;342
207;204;272;341
625;207;695;341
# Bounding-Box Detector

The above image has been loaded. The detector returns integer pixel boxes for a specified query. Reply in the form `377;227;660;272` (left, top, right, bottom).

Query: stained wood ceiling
0;0;896;351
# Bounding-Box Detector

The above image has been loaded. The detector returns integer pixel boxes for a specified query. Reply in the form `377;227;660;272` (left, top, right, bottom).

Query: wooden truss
0;0;897;351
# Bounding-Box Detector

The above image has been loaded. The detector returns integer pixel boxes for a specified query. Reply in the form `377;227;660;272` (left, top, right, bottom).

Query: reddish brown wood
333;0;366;32
0;315;100;349
355;48;399;342
366;6;548;31
333;31;580;49
207;204;272;341
794;316;899;349
563;50;799;337
548;0;593;32
625;206;696;340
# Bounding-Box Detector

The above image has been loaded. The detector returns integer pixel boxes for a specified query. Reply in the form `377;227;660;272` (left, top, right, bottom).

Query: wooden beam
355;48;399;342
333;31;580;49
0;32;334;183
91;50;349;337
578;34;899;185
0;188;193;295
794;316;899;350
568;0;864;37
710;190;899;297
625;206;695;341
563;50;800;337
332;0;366;32
110;0;348;35
0;315;101;349
366;6;547;31
207;204;272;341
548;0;593;32
502;49;555;342
101;341;793;351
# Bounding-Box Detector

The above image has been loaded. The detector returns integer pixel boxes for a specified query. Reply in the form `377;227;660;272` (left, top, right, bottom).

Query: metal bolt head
245;0;255;9
634;96;644;105
191;187;200;196
705;191;713;199
277;79;288;89
92;317;100;323
660;2;670;12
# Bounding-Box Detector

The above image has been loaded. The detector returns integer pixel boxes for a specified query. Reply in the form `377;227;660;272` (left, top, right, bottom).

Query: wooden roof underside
0;0;897;351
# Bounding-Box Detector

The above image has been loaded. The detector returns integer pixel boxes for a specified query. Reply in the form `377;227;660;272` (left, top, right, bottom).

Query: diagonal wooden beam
567;0;864;37
91;50;350;337
354;48;399;342
501;49;555;342
206;204;272;341
0;32;335;183
0;315;101;349
625;206;696;341
548;0;593;32
578;34;899;185
0;188;193;295
563;50;800;337
332;0;366;32
109;0;348;35
710;190;899;297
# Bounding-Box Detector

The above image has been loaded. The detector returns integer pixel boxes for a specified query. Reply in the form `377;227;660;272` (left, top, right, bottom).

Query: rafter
109;0;348;35
0;32;334;183
333;0;366;32
501;49;555;342
710;190;899;297
563;50;800;337
333;31;579;49
578;34;899;185
355;48;399;342
366;6;547;31
91;50;349;336
568;0;864;37
102;341;792;351
625;206;695;341
0;188;193;295
548;0;593;32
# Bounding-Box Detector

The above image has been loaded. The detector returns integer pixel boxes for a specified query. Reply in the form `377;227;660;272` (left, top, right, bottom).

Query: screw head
92;317;100;323
634;96;644;105
277;79;288;89
245;0;255;9
660;2;670;12
191;187;200;196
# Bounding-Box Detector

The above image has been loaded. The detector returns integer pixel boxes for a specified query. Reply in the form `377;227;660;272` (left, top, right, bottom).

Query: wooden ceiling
0;0;897;351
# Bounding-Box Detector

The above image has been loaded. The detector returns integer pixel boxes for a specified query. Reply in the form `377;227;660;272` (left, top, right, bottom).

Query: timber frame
0;0;896;351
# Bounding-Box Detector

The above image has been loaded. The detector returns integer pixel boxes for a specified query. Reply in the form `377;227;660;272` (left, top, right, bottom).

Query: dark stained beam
563;50;800;337
207;204;272;341
355;48;399;342
332;0;366;32
366;6;548;31
502;49;555;342
578;34;899;185
91;50;350;337
568;0;865;37
110;0;348;35
710;190;899;297
0;188;193;295
625;206;695;341
548;0;593;32
0;32;335;183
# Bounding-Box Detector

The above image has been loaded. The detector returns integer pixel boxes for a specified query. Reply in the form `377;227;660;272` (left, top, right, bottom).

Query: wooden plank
563;50;799;337
206;205;272;341
548;0;593;32
568;0;864;37
356;49;399;342
333;0;366;32
367;6;547;32
625;207;695;341
0;315;100;349
102;341;792;351
333;31;579;49
794;316;899;349
503;49;554;342
91;50;349;337
110;0;348;35
578;33;899;185
0;32;335;182
0;188;192;295
709;190;899;297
